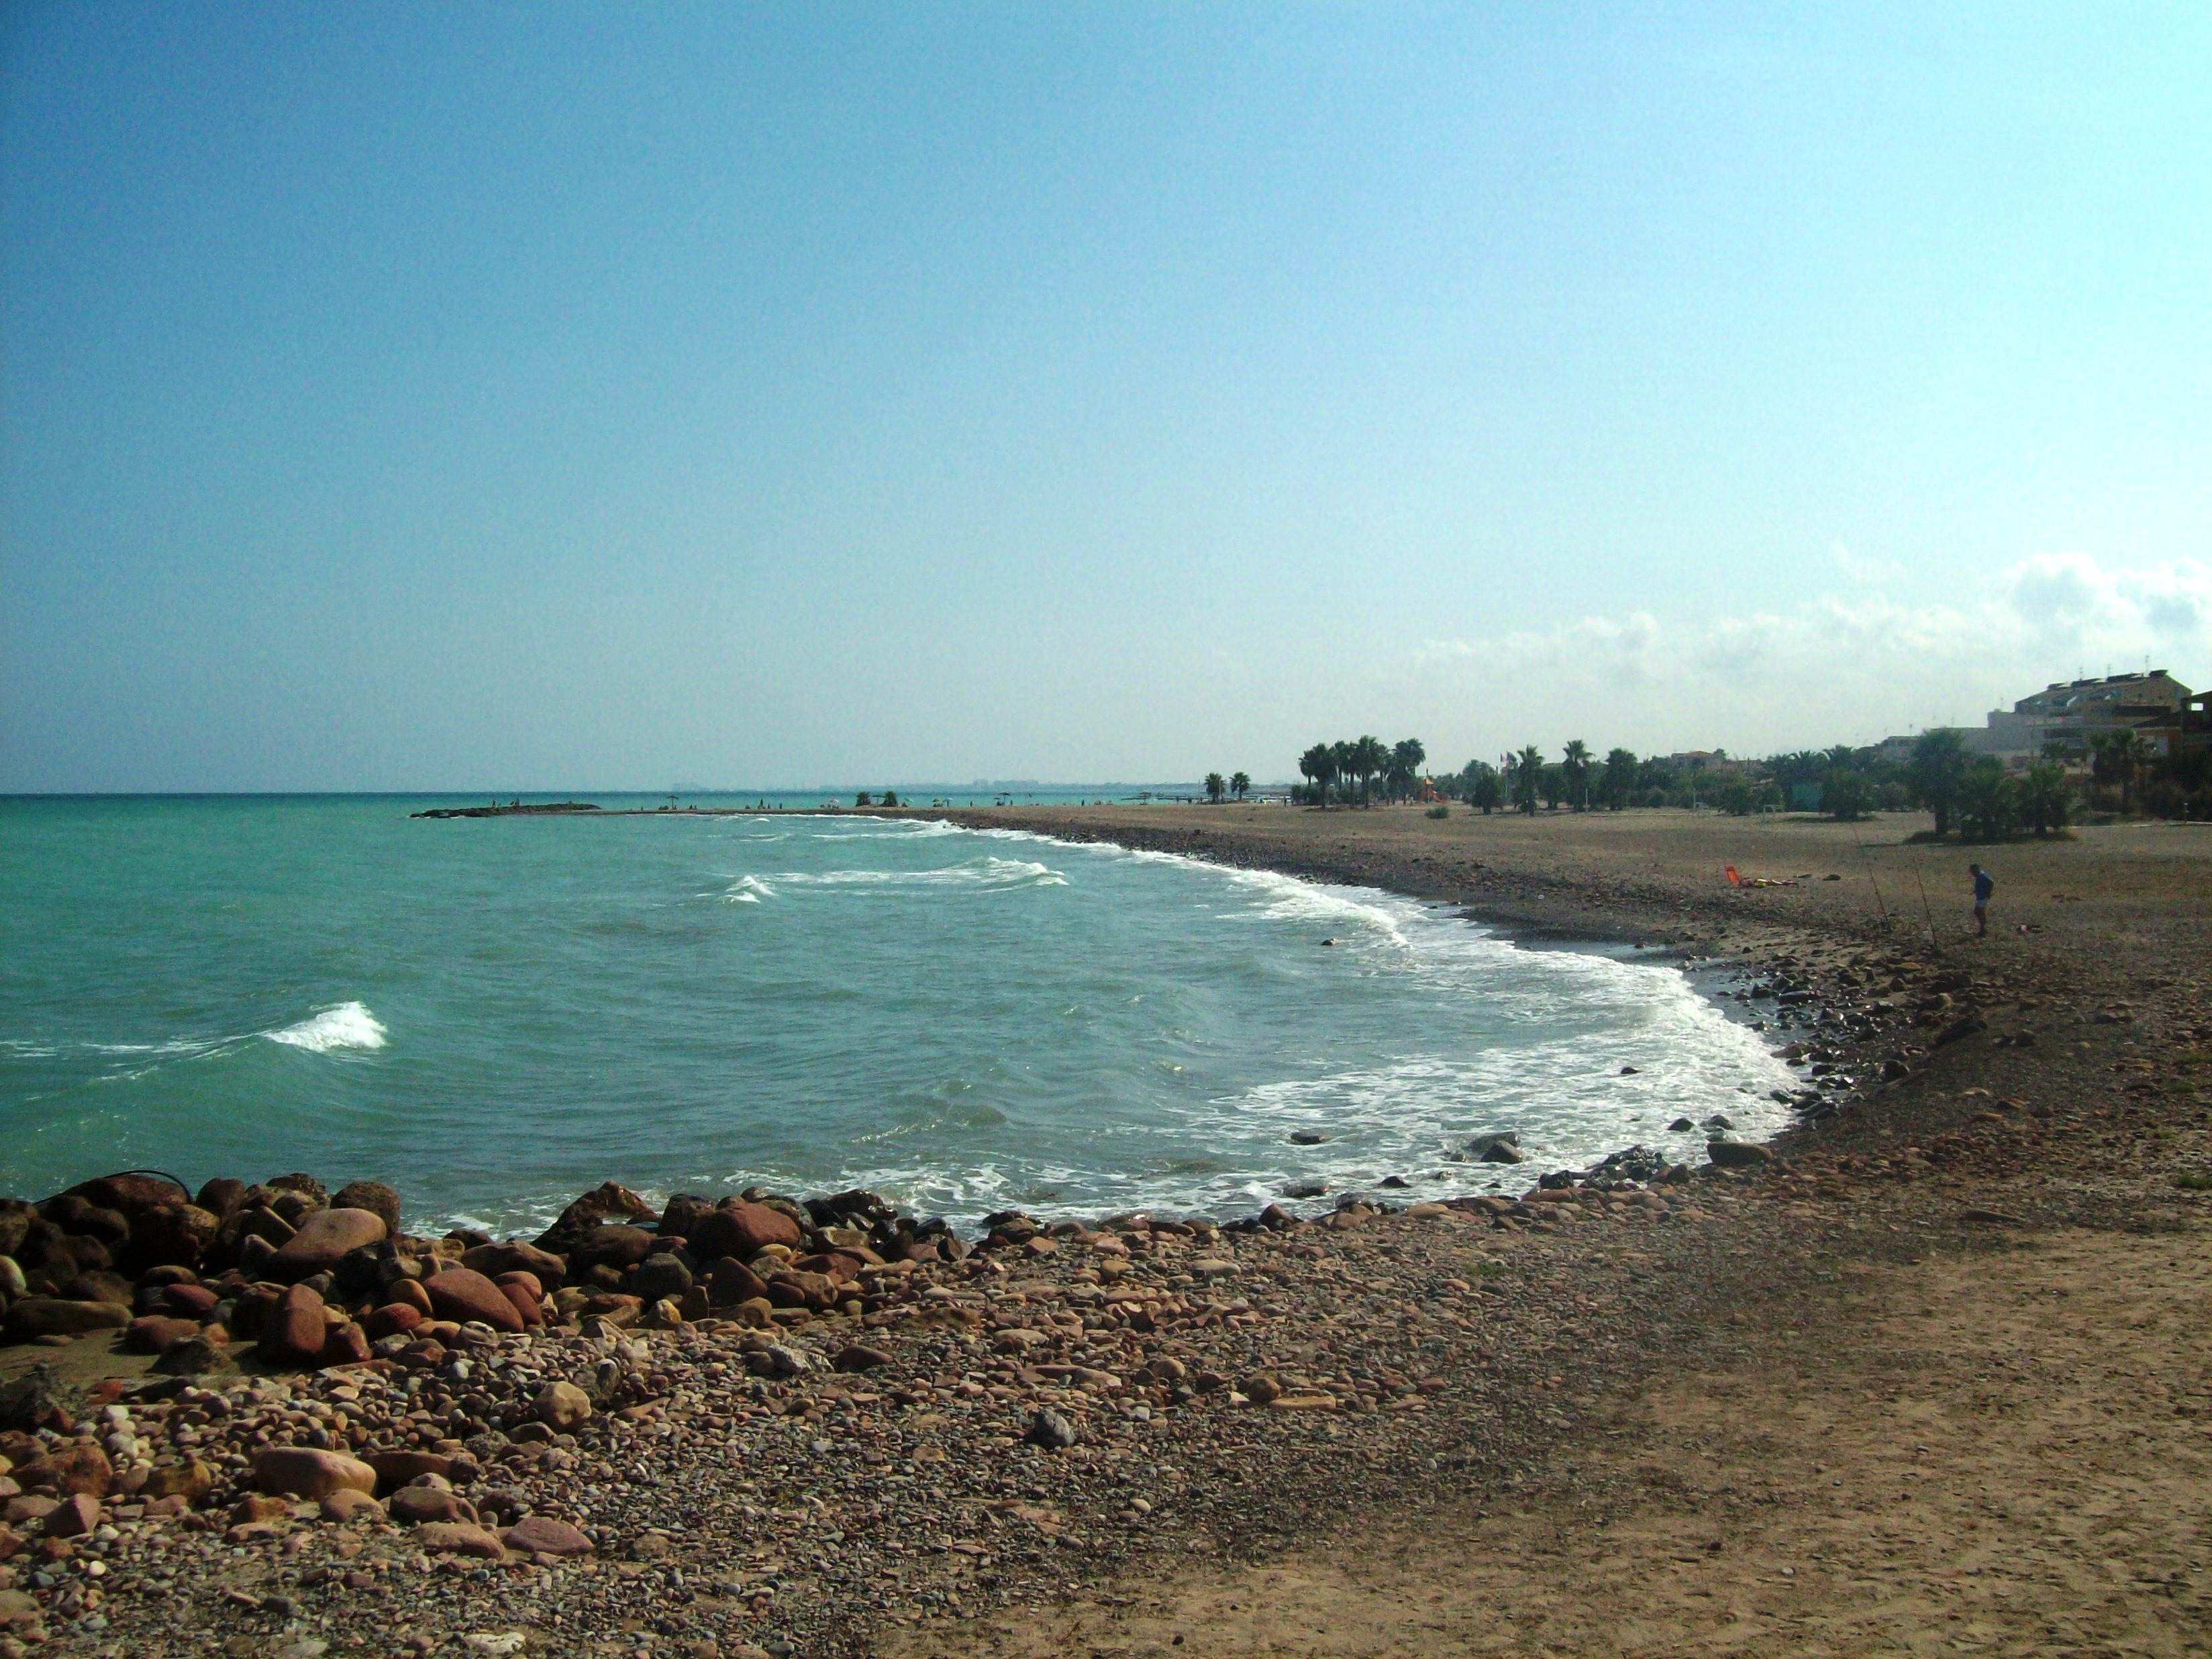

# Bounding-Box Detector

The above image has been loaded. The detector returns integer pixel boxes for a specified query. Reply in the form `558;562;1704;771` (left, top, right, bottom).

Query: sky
4;4;2209;791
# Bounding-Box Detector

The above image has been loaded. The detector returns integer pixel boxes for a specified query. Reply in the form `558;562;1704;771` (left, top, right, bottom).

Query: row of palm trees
1202;771;1251;803
1486;740;1642;813
1295;736;1427;805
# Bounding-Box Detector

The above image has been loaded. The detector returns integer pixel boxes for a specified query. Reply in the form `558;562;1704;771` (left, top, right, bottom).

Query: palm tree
1349;735;1389;805
1561;739;1593;811
2019;760;2071;836
2092;730;2154;813
1602;747;1638;810
1958;758;2019;840
1204;772;1226;804
1513;745;1542;814
1908;729;1970;836
1389;738;1426;801
1330;740;1357;805
1229;770;1250;802
1299;742;1338;807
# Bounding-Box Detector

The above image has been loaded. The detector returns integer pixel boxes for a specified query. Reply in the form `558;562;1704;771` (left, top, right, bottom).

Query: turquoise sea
1;797;1795;1234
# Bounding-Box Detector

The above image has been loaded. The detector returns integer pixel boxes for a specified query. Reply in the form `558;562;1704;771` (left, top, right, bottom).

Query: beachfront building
1955;670;2196;766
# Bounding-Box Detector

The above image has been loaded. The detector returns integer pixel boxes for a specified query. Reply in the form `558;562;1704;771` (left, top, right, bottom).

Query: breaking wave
265;1001;388;1053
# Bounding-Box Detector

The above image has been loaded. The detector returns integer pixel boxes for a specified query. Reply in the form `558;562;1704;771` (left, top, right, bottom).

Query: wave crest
266;1001;388;1053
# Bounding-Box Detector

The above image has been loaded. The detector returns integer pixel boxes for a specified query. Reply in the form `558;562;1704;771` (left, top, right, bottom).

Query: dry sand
884;805;2212;1658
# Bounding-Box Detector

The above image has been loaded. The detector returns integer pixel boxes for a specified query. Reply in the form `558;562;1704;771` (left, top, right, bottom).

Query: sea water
1;797;1796;1233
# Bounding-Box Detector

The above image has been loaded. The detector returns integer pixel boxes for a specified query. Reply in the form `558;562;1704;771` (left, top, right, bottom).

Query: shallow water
0;797;1796;1232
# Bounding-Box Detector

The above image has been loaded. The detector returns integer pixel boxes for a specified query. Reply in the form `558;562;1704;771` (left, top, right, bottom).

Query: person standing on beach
1969;862;1994;936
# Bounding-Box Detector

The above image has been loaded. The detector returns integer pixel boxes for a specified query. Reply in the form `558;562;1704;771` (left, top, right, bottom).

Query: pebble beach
3;805;2208;1658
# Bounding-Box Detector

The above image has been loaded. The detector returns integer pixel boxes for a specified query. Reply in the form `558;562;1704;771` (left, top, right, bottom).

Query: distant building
1870;670;2198;771
1968;670;2194;764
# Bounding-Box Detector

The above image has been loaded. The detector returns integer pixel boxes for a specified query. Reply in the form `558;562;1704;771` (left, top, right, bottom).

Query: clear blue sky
5;3;2207;790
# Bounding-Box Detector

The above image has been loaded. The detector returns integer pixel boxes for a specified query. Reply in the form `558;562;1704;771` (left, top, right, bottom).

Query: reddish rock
363;1450;453;1493
40;1195;130;1246
765;1270;840;1311
532;1380;593;1431
493;1269;544;1298
503;1514;595;1556
132;1204;221;1270
162;1282;217;1317
264;1172;328;1205
411;1521;507;1560
320;1487;382;1521
230;1493;290;1523
534;1182;656;1249
460;1240;568;1287
62;1269;134;1305
706;1256;770;1306
64;1173;188;1215
125;1315;203;1354
194;1177;248;1219
330;1181;401;1235
152;1333;237;1378
5;1297;132;1338
423;1268;523;1333
386;1278;432;1315
140;1460;213;1503
390;1485;477;1525
268;1207;388;1281
689;1202;803;1261
257;1283;330;1366
15;1444;111;1498
252;1446;376;1501
319;1320;372;1366
832;1344;892;1372
497;1280;542;1328
792;1252;862;1283
43;1493;99;1538
566;1224;656;1272
361;1303;423;1341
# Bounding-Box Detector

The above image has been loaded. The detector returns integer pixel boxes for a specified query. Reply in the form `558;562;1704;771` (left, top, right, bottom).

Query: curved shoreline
5;806;2205;1656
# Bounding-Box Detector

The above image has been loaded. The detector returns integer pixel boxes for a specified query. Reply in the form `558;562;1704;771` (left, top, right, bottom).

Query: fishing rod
1851;821;1891;927
1909;854;1941;956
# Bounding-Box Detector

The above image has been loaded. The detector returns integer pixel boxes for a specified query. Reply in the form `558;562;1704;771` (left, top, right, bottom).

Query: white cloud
1405;552;2211;756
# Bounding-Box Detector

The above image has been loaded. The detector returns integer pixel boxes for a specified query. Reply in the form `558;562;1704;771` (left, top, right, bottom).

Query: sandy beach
3;806;2207;1658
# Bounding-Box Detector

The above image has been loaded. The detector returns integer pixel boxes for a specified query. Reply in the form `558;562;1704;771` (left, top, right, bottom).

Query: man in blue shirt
1969;862;1994;936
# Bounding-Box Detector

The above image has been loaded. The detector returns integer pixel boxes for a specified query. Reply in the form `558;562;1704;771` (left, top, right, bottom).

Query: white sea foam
266;1001;388;1053
773;856;1066;893
721;875;774;903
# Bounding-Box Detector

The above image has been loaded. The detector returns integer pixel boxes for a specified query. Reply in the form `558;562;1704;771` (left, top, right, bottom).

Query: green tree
881;789;899;807
1824;769;1874;821
1907;729;1971;836
1299;743;1336;806
2091;730;2153;813
854;791;873;807
1229;770;1250;801
1958;758;2019;840
1348;734;1389;805
1204;772;1225;804
2019;761;2070;836
1601;748;1638;809
1561;738;1593;810
1331;740;1357;805
1388;738;1427;801
1464;761;1503;813
1513;746;1543;814
1539;763;1566;811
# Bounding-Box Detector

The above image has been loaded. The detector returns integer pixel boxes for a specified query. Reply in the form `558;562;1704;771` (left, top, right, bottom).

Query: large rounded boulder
689;1202;803;1261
